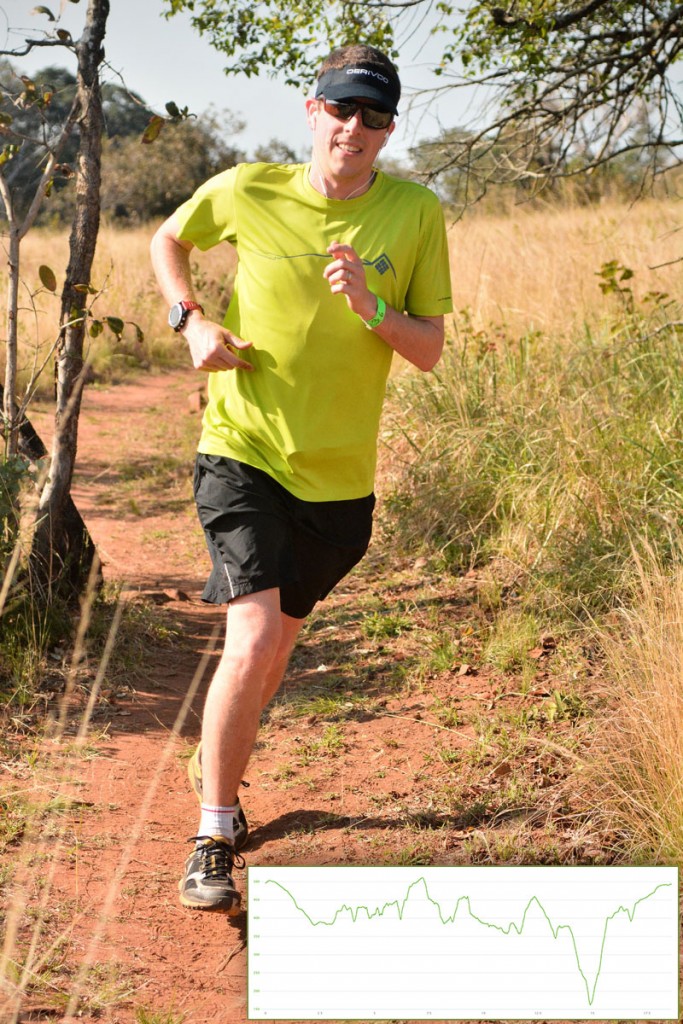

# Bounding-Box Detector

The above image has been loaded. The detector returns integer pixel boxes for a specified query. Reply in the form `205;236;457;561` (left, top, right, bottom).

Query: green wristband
362;294;386;330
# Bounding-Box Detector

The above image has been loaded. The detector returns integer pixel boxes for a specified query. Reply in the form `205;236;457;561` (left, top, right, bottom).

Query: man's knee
220;589;284;678
227;630;280;675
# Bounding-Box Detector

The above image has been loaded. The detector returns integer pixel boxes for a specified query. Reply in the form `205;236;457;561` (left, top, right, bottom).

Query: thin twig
649;255;683;270
216;939;247;974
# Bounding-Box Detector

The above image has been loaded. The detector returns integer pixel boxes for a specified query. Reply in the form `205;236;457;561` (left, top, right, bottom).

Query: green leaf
0;113;13;127
141;115;164;144
105;316;125;336
31;5;56;20
39;265;57;292
165;101;180;118
0;144;21;166
56;29;72;42
133;323;144;343
89;320;103;337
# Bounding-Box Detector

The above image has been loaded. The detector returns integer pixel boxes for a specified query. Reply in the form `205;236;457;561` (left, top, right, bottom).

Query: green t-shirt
175;162;452;501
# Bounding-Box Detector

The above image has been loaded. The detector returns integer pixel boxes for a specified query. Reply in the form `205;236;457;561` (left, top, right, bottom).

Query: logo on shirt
364;252;396;278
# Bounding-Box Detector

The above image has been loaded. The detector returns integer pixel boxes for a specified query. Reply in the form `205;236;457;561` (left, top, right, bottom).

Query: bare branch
650;256;683;270
0;38;75;58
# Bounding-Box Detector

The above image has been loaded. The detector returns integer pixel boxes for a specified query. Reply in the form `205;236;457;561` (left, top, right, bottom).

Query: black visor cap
315;64;400;116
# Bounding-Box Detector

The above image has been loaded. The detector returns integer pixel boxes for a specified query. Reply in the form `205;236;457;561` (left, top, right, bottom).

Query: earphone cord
313;161;376;201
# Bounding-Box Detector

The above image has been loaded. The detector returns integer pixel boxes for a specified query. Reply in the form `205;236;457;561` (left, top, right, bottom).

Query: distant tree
253;137;300;163
101;112;245;222
0;60;152;223
374;152;411;180
101;79;151;139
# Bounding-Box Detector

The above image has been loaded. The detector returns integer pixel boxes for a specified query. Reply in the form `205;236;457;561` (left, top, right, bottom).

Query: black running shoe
187;743;249;851
179;835;244;914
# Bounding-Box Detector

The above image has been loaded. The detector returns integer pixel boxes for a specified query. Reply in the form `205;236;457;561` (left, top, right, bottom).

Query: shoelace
188;836;246;879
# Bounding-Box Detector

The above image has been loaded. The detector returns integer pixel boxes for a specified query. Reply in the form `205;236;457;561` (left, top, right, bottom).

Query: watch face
168;303;184;330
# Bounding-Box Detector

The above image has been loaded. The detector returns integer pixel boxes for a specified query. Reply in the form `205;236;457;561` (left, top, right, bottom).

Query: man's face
305;96;395;185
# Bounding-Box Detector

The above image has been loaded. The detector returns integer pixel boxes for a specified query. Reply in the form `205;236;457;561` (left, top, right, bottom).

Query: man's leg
260;611;305;708
180;588;304;913
200;588;304;807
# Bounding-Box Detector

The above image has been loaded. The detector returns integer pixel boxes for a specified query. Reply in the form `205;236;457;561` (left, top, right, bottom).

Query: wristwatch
168;300;204;332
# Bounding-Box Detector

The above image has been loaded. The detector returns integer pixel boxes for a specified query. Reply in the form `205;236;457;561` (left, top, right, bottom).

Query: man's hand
323;242;377;323
182;315;254;373
149;213;253;373
322;239;444;372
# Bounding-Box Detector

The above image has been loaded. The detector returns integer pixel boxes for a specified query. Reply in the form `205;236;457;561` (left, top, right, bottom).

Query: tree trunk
29;0;109;601
3;228;20;458
0;380;96;575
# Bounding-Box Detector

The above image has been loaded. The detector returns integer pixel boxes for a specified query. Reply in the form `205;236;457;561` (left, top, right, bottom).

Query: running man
150;43;452;914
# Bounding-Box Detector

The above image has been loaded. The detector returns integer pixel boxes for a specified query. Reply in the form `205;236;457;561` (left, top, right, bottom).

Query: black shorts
193;454;375;619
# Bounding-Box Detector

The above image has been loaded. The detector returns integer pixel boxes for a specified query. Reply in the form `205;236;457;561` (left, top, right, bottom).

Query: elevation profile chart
247;866;678;1020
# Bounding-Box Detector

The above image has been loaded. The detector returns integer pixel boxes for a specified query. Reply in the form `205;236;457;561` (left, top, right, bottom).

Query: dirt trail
30;371;257;1021
22;370;483;1024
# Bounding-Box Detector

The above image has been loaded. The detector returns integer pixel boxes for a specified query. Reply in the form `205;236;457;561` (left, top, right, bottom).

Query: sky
4;0;481;160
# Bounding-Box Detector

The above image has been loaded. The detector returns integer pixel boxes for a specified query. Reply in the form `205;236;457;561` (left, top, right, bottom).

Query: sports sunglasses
319;97;394;130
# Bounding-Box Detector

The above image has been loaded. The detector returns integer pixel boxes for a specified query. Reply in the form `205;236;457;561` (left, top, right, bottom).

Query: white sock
198;803;239;843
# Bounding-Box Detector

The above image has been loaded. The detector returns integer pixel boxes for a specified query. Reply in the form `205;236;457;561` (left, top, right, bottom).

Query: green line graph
265;876;671;1007
247;866;679;1021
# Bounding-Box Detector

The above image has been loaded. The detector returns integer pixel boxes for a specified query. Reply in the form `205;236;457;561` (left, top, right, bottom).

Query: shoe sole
178;879;241;916
188;743;249;852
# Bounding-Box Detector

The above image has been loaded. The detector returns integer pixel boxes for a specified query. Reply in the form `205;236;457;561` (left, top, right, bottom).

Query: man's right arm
150;213;253;373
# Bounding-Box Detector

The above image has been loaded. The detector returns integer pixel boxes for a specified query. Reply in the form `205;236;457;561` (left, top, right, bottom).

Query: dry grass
448;197;682;337
592;554;683;864
3;224;237;390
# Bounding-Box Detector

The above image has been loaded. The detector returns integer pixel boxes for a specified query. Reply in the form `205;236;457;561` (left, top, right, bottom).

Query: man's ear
305;98;319;130
384;121;396;146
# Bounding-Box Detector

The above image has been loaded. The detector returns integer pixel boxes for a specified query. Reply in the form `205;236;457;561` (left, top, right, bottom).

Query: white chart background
247;865;679;1020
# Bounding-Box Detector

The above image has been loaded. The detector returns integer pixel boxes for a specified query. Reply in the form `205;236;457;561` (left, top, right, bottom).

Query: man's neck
309;162;376;201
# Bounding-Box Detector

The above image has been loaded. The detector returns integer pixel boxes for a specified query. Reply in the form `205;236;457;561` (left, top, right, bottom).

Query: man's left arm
324;242;444;372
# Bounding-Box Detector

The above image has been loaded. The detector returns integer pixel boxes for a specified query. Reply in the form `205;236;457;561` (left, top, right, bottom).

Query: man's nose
344;109;364;130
